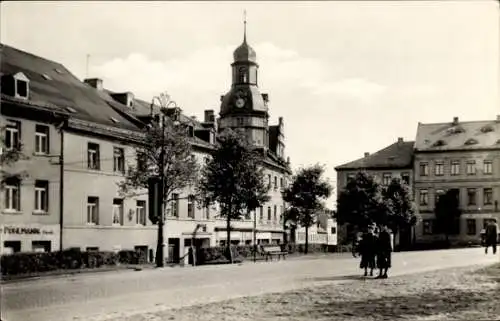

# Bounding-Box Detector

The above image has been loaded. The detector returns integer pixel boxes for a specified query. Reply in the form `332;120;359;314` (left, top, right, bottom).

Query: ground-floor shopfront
0;224;60;254
214;228;284;246
415;212;500;245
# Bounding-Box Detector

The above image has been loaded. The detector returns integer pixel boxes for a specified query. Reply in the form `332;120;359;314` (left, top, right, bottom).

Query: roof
0;43;141;131
415;118;500;152
335;140;415;170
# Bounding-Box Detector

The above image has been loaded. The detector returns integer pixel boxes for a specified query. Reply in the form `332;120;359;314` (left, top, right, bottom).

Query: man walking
484;219;498;255
375;225;392;279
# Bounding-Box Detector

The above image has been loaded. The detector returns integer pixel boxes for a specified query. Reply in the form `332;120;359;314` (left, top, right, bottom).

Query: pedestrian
484;219;499;255
375;225;392;279
359;224;377;277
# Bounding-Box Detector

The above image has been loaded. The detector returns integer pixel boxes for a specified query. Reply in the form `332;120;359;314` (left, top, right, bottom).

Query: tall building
0;22;292;262
414;116;500;245
334;138;414;248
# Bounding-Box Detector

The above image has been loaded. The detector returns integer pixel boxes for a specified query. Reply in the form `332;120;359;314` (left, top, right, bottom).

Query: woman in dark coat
376;225;393;279
359;225;377;277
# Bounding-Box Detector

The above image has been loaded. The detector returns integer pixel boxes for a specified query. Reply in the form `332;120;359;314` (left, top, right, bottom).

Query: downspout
58;118;66;252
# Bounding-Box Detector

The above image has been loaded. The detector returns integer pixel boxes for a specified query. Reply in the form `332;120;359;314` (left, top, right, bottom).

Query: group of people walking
354;223;393;279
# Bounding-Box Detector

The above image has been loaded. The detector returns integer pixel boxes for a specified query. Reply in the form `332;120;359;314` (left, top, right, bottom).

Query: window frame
87;197;99;225
483;160;493;175
187;195;195;219
419;189;428;206
466;219;476;235
466;160;476;175
112;198;124;226
34;124;49;155
34;180;49;213
467;188;477;206
4;179;21;211
87;142;100;170
483;188;493;205
113;147;125;174
419;162;429;176
136;200;146;225
434;161;444;176
450;160;460;176
5;120;20;151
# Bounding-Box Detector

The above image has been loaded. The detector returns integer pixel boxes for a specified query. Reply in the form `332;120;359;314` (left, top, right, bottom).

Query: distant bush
0;249;147;276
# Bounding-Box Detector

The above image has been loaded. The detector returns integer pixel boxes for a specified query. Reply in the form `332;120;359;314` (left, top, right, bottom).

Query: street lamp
150;93;180;268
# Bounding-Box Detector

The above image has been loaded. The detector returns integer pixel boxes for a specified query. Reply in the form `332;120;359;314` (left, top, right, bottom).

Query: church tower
218;15;270;148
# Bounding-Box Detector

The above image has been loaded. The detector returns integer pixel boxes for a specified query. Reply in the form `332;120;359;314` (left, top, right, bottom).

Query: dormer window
10;72;30;99
433;140;446;147
447;126;464;135
465;138;478;145
480;125;494;133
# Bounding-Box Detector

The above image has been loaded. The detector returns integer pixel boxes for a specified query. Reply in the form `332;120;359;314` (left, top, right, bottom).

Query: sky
1;1;499;207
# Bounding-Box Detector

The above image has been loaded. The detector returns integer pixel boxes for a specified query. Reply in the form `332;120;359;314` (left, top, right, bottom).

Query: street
1;248;498;321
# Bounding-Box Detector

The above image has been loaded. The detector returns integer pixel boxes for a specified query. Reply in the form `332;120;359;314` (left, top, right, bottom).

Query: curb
1;264;155;284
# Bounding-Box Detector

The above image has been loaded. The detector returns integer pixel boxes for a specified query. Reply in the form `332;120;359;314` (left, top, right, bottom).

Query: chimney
204;110;215;123
398;137;404;144
364;152;370;157
452;117;459;125
262;93;269;102
191;116;197;121
220;95;225;102
496;115;500;122
84;78;103;91
110;92;134;108
278;116;283;125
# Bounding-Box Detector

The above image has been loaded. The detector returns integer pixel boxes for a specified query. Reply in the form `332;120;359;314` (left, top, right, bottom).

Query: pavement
1;248;498;321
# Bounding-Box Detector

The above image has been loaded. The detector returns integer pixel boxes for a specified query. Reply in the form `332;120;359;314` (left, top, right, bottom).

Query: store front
0;224;60;254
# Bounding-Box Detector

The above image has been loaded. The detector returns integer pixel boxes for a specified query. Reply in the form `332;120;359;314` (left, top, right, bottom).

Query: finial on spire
243;9;247;43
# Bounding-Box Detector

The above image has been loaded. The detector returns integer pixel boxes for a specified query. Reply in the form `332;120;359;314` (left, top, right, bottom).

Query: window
423;219;433;235
434;161;444;176
268;174;272;189
35;125;49;154
5;120;20;151
267;206;271;221
187;195;195;218
112;198;124;225
136;151;147;170
435;189;445;205
383;173;392;185
259;206;264;221
237;118;244;126
274;176;278;190
483;160;493;175
347;174;355;182
87;197;99;224
16;79;28;98
466;161;476;175
401;173;410;185
113;147;125;173
280;177;284;189
331;227;337;234
34;180;49;212
87;143;100;170
450;161;460;176
273;205;277;222
4;178;20;211
170;193;179;217
419;162;429;176
32;241;51;253
466;219;476;235
3;241;21;254
136;200;146;225
484;188;493;205
419;189;428;206
467;188;477;206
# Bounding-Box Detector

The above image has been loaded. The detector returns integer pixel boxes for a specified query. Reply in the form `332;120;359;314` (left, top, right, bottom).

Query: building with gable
335;138;415;248
414;116;500;245
0;22;292;261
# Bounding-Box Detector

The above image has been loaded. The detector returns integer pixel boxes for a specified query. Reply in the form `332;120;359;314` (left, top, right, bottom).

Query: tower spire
243;9;247;43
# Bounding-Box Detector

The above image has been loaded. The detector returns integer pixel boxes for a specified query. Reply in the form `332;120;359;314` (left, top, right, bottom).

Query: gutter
56;117;68;252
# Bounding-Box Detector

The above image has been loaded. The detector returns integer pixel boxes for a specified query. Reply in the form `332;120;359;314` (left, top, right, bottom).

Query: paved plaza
2;248;498;321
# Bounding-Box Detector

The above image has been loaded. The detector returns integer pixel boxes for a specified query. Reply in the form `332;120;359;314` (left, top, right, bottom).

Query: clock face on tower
235;98;245;108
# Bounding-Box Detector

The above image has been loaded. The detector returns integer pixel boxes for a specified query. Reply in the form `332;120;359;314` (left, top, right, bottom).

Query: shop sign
0;225;55;235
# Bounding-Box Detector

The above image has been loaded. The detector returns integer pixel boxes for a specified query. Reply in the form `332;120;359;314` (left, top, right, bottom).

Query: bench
261;245;288;261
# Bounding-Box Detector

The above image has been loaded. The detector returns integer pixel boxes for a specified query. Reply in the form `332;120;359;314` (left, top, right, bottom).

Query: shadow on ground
305;274;367;282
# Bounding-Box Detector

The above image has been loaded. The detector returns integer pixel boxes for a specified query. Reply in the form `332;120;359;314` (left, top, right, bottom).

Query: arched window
238;66;248;83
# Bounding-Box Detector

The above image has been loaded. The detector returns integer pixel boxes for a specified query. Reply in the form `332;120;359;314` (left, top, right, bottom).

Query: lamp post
151;93;179;268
